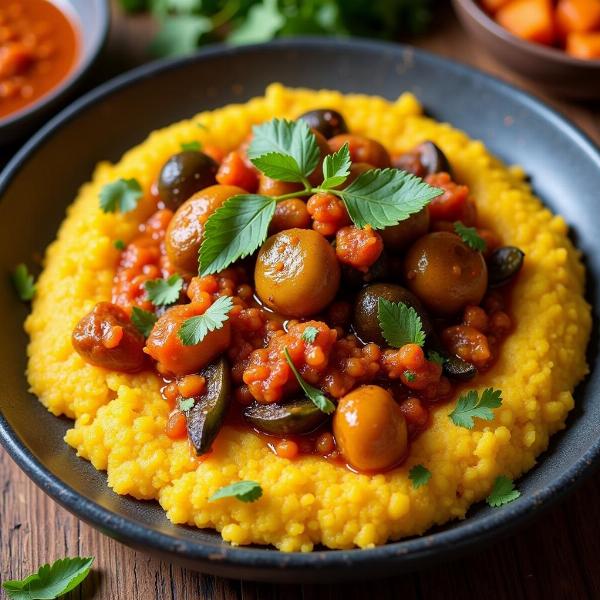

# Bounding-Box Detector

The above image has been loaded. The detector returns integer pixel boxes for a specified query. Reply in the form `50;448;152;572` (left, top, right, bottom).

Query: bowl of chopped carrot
452;0;600;99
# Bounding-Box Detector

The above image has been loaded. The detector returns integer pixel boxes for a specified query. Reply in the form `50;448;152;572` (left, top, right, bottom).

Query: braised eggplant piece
353;283;434;345
298;108;348;139
186;357;231;455
487;246;525;287
244;398;328;436
158;151;218;210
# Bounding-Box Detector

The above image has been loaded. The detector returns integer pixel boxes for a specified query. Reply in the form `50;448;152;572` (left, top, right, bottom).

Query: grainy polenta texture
25;84;591;551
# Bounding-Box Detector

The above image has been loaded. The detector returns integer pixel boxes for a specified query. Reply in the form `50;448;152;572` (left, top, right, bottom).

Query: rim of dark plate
0;0;111;128
1;37;600;573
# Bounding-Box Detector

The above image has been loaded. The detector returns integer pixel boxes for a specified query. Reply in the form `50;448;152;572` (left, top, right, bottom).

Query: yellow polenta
25;84;591;552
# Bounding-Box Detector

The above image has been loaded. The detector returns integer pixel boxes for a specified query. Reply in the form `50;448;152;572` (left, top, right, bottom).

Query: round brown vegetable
380;207;430;251
333;385;407;472
165;184;245;275
298;108;348;139
353;283;433;345
328;134;391;169
72;302;146;373
404;232;488;316
258;173;303;197
254;228;340;318
158;151;218;210
487;246;525;287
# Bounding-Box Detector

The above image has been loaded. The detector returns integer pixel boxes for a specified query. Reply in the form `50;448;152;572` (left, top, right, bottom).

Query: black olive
353;283;434;345
487;246;525;287
298;109;348;139
157;151;218;210
186;357;231;456
442;354;477;380
244;398;328;435
418;141;450;175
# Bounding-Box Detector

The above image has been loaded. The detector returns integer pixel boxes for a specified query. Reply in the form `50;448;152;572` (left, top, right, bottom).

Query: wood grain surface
2;3;599;599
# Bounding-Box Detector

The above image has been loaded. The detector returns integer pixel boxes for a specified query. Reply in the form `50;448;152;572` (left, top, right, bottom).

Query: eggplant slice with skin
244;398;328;436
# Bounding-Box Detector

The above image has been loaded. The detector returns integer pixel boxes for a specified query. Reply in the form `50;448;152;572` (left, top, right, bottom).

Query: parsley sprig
409;464;431;489
486;475;520;507
198;118;442;275
449;388;503;429
144;273;183;306
454;221;486;252
377;298;426;348
99;178;142;213
2;556;94;600
131;306;158;337
12;264;36;301
209;481;263;503
178;295;234;346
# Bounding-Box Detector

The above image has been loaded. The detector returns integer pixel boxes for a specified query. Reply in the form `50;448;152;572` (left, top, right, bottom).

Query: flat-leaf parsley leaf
377;298;426;348
284;348;335;414
409;465;431;489
2;556;94;600
131;306;158;338
99;178;142;213
427;350;446;366
144;273;183;306
486;475;520;507
12;264;36;301
449;388;502;429
321;143;351;189
209;481;263;503
454;221;486;252
301;326;319;343
178;295;234;346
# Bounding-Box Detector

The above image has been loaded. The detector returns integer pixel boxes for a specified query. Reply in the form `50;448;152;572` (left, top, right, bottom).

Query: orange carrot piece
496;0;556;45
556;0;600;36
566;31;600;59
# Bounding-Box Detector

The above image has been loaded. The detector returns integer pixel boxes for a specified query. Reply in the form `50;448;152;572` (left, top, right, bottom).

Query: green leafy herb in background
118;0;434;57
449;388;503;429
486;475;520;507
209;480;263;503
131;306;158;337
2;557;94;600
12;264;36;302
178;295;234;345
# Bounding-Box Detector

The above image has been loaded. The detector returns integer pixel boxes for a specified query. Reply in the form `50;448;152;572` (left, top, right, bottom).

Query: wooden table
2;4;599;599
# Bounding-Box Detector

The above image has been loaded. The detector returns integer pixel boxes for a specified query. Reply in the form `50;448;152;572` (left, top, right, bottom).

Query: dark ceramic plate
0;39;599;583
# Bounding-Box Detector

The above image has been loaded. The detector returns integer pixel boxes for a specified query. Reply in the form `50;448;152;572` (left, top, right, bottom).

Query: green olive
158;151;218;210
404;232;488;317
380;207;430;251
244;398;328;435
186;357;231;456
255;228;340;318
353;283;433;345
298;108;348;139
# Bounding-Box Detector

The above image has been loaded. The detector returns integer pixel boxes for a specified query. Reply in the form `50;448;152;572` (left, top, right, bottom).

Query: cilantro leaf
114;239;125;251
449;388;503;429
248;118;320;181
454;221;486;252
321;143;351;189
335;168;442;229
409;464;431;489
181;140;201;152
427;350;446;366
131;306;157;338
486;475;521;507
150;14;212;57
2;556;94;600
99;178;142;213
301;326;319;343
403;370;416;382
178;397;195;413
199;194;276;275
178;295;234;346
144;274;183;306
227;0;284;44
377;298;426;348
284;348;335;414
12;264;36;301
209;481;263;503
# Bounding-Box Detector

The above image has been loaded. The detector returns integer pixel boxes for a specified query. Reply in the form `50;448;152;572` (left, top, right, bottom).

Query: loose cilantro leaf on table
301;326;319;343
178;295;234;346
486;475;520;507
144;274;183;306
335;168;442;230
248;118;320;182
99;178;142;213
409;464;431;489
321;143;351;189
228;0;284;44
150;14;212;57
181;140;202;152
199;194;276;276
178;397;195;413
131;306;158;337
284;348;335;414
2;556;94;600
377;298;426;348
454;221;486;252
12;264;36;301
209;481;263;503
449;388;503;429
